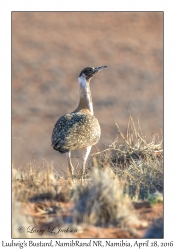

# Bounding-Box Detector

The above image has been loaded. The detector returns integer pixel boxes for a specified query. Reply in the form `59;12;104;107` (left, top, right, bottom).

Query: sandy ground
12;12;163;174
20;179;163;239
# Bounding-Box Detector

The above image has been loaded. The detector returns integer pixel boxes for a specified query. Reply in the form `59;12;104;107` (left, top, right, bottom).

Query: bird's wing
51;112;100;152
51;113;74;146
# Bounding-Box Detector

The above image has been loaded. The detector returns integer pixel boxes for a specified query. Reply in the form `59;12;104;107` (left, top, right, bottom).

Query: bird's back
51;112;101;153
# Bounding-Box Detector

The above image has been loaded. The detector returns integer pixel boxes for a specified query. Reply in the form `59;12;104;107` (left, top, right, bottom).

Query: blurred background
12;12;163;174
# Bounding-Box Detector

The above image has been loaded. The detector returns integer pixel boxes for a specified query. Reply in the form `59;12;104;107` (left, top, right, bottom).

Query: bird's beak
93;65;107;74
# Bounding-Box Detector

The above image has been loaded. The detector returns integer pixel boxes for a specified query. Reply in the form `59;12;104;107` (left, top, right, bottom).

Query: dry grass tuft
89;114;163;200
72;168;140;228
12;161;73;203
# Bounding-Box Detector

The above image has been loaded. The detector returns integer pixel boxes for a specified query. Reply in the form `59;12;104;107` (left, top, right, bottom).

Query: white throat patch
78;74;87;88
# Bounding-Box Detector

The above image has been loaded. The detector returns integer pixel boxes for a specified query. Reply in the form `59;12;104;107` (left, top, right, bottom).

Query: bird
51;65;107;183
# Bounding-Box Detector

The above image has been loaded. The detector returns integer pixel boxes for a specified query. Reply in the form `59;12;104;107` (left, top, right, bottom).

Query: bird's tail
52;143;69;154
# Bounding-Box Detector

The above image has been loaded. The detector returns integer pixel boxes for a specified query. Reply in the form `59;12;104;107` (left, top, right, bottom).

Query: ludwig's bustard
51;66;107;183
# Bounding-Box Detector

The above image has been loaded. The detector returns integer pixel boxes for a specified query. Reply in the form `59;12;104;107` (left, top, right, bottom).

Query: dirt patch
22;193;163;238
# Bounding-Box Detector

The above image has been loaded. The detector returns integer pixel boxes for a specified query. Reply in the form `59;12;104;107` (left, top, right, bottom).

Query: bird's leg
66;152;75;183
81;146;92;184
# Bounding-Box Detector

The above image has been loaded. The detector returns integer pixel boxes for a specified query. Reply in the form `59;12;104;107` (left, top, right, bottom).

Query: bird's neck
74;75;93;115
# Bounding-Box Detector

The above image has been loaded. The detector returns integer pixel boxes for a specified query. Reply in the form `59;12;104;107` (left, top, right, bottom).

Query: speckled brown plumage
52;111;101;153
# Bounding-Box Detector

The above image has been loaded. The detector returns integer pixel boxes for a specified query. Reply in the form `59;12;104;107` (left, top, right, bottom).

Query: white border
1;0;175;246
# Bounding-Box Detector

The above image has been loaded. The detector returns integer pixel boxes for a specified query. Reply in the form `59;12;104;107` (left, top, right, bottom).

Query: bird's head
78;66;107;87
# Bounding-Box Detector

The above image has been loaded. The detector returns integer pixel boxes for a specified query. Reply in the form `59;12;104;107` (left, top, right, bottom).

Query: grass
12;161;72;203
88;113;163;200
72;168;141;228
12;115;163;238
147;191;163;206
